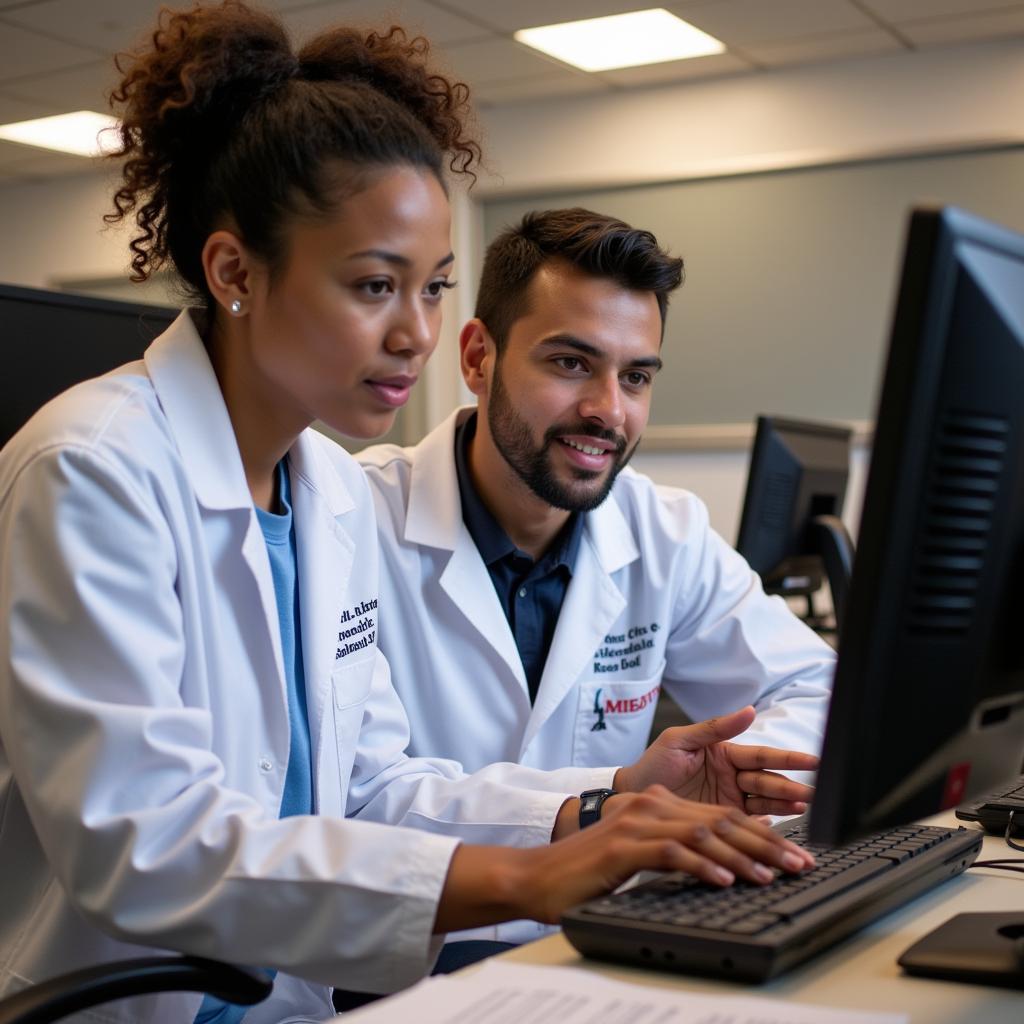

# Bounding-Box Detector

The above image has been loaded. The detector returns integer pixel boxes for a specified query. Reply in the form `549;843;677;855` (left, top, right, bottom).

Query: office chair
0;955;272;1024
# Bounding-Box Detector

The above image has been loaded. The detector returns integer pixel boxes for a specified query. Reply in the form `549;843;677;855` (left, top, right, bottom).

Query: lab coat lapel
406;410;530;696
144;312;286;690
288;432;356;816
522;490;640;753
440;531;529;691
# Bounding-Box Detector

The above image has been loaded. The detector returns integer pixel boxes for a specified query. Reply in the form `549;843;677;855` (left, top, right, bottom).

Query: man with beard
356;208;835;945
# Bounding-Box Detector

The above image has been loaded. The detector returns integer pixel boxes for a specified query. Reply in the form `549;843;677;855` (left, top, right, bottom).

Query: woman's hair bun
111;2;297;157
106;1;479;298
297;25;477;176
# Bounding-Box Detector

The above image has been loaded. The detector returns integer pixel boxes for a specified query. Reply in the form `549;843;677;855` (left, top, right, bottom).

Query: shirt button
518;587;528;598
258;758;273;772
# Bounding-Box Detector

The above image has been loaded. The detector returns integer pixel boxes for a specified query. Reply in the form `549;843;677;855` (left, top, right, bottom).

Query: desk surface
498;816;1024;1022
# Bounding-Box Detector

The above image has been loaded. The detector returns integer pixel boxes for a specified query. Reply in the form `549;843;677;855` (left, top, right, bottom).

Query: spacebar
771;858;895;917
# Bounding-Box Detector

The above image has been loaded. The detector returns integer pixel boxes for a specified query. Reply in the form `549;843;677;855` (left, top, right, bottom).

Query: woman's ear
459;318;495;398
202;230;252;318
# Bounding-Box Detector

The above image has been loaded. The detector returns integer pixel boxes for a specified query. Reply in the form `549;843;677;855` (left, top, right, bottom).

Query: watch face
582;795;601;812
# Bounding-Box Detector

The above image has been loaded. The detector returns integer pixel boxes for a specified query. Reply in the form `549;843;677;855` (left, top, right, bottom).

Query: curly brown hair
104;0;480;306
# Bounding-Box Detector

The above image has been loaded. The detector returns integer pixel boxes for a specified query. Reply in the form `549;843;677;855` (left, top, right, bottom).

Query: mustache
543;422;628;456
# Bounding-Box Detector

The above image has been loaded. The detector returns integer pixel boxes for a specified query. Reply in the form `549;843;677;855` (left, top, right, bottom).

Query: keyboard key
767;857;894;917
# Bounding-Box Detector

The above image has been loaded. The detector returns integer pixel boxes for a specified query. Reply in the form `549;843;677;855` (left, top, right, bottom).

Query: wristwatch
578;787;616;829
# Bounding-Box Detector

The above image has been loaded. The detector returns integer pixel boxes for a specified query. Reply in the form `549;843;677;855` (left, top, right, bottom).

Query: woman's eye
425;278;456;299
362;279;392;297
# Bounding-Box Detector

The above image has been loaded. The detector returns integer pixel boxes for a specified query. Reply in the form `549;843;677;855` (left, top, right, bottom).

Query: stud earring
230;299;242;315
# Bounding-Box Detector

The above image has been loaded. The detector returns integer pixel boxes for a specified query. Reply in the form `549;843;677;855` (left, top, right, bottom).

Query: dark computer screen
0;283;176;449
810;205;1024;846
736;416;854;630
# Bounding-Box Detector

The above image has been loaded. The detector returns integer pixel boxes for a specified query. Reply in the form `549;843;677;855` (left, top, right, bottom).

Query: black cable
970;859;1024;875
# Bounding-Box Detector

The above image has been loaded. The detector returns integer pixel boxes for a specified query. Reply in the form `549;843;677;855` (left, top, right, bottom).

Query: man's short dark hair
474;207;685;351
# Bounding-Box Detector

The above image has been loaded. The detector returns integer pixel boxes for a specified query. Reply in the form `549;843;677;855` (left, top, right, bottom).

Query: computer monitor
736;416;855;631
0;283;176;449
810;205;1024;848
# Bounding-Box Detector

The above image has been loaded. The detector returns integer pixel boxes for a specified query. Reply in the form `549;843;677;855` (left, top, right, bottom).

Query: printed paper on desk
340;960;907;1024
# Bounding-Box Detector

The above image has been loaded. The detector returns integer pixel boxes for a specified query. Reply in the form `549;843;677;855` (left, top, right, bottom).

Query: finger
660;706;756;752
662;842;738;887
735;769;815;803
623;805;811;879
745;796;808;817
714;812;815;872
596;834;738;889
601;789;813;872
687;827;779;885
726;744;820;772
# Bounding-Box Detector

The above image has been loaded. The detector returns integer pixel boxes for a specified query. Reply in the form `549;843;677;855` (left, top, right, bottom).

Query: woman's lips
365;375;417;408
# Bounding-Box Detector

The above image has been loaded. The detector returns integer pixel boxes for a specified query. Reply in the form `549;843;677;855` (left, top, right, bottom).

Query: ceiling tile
858;0;1022;18
2;0;445;57
744;27;905;68
0;138;43;170
0;0;158;53
281;0;489;47
899;9;1024;46
0;137;98;178
596;51;753;87
266;0;342;9
0;90;49;122
668;0;876;45
1;59;116;114
436;0;656;34
441;36;575;84
0;19;104;82
474;71;611;107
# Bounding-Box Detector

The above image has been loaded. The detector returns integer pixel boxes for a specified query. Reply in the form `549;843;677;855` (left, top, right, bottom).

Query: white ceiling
0;0;1022;182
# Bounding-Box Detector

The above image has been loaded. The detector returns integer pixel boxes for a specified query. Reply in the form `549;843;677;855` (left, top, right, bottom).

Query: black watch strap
578;787;615;829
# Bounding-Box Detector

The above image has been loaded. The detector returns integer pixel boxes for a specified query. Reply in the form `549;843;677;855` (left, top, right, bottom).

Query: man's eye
625;371;651;387
557;357;583;371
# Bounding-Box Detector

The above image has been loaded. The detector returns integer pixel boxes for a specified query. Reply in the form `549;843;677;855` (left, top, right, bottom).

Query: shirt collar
454;411;584;573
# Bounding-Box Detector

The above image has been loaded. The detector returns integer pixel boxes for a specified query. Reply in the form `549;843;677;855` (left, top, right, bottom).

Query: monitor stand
800;592;836;635
807;514;855;631
898;912;1024;989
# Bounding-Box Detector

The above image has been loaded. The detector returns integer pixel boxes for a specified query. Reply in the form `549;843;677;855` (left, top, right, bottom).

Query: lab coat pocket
331;652;375;796
573;660;666;767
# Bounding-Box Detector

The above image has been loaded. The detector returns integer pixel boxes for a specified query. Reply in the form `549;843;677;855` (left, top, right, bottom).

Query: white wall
3;36;1021;533
632;443;870;545
475;37;1024;195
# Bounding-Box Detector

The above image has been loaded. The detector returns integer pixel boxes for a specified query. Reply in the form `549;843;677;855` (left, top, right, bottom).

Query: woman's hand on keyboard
435;787;815;931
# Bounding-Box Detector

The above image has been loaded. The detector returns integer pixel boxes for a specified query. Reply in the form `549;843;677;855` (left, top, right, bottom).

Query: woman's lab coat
0;315;569;1024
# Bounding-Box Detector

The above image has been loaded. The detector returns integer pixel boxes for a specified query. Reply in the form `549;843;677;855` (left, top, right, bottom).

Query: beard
486;363;638;512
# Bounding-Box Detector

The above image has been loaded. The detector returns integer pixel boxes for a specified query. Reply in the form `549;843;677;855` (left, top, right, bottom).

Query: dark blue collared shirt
455;413;584;704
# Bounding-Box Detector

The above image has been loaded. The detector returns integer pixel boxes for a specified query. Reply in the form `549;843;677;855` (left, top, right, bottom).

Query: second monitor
736;415;855;632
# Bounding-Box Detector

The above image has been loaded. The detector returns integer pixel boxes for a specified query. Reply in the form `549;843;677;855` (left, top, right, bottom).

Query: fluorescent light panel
515;8;725;72
0;111;120;157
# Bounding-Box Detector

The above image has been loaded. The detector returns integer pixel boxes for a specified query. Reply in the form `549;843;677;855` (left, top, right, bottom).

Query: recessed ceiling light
0;111;121;158
514;8;725;73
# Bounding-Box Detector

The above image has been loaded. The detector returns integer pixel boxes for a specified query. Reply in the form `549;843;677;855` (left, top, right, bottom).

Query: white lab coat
360;409;835;775
0;316;570;1024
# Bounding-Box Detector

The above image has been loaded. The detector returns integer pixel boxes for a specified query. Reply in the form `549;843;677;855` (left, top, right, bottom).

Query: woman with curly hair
0;4;811;1021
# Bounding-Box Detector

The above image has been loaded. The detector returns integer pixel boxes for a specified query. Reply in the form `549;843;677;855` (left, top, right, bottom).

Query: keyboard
561;819;982;983
955;772;1024;833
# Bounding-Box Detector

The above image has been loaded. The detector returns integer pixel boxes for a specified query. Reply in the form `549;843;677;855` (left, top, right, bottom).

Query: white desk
497;817;1024;1022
